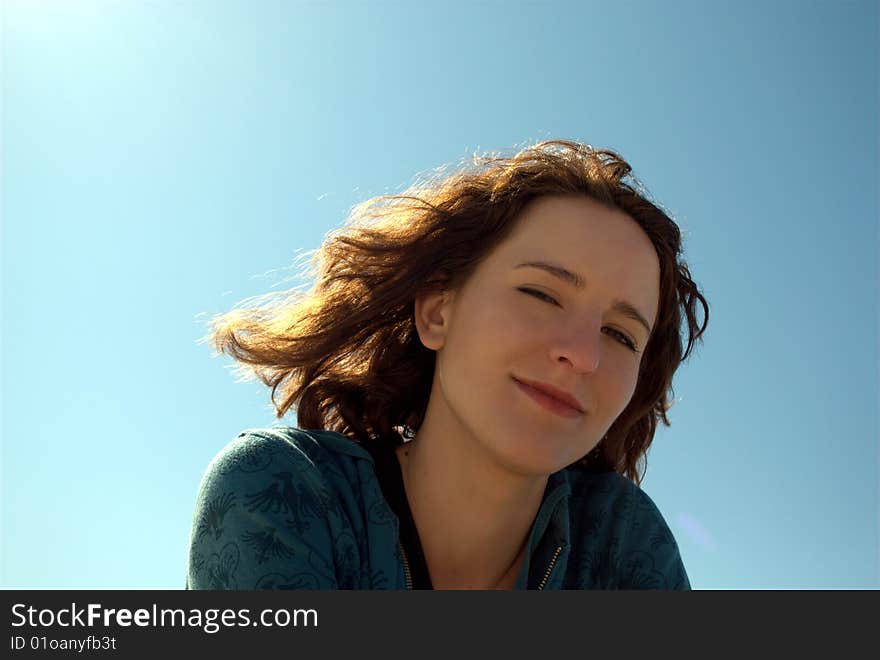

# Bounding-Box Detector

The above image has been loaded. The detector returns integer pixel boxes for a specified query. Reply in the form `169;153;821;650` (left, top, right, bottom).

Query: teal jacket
186;427;691;590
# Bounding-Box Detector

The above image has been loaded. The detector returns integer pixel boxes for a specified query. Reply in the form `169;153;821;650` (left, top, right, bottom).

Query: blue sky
2;0;877;589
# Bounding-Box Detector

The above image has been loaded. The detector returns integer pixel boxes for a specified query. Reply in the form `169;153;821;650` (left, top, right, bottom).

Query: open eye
604;327;638;352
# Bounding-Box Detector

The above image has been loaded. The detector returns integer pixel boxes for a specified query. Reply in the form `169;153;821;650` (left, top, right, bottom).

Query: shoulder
193;426;377;537
617;481;690;589
187;427;375;589
563;467;691;589
563;466;671;527
563;466;634;515
561;468;638;549
201;426;371;489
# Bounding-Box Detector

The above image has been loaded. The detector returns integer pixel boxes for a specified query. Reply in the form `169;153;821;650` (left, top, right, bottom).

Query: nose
549;318;601;373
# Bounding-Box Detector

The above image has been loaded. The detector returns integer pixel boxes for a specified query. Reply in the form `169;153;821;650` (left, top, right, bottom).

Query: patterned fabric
186;427;691;590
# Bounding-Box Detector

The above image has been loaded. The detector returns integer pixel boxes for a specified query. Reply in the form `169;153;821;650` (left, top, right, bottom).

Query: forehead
488;195;660;316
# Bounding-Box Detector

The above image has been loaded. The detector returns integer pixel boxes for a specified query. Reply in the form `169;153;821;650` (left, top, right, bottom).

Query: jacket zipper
537;545;562;590
399;541;413;590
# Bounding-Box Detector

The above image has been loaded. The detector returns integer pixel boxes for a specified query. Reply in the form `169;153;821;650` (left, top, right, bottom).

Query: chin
489;432;577;477
465;398;587;476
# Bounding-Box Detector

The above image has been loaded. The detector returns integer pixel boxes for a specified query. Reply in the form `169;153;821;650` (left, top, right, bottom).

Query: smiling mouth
512;378;584;419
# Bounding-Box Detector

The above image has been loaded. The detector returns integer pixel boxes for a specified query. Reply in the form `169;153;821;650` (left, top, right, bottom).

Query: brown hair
204;139;709;485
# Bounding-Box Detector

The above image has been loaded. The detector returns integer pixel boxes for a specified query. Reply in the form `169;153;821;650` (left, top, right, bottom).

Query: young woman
186;140;709;590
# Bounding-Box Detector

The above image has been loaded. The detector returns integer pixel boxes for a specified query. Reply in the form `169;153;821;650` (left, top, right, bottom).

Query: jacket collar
514;468;572;589
287;427;576;587
529;469;572;550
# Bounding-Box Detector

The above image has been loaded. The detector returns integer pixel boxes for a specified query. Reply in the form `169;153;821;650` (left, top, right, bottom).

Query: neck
396;415;548;590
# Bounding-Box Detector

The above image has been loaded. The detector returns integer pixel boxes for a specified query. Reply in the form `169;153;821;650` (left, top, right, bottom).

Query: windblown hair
205;139;709;485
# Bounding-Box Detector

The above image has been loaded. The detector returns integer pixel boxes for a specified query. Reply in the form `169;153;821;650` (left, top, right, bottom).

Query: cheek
602;359;641;418
489;294;548;348
458;292;532;351
439;298;529;392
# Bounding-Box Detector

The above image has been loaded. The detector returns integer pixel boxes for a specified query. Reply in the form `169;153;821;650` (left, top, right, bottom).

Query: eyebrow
514;260;654;336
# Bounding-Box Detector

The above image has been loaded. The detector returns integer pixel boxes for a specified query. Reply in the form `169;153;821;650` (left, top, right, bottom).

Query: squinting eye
517;287;559;306
519;287;639;353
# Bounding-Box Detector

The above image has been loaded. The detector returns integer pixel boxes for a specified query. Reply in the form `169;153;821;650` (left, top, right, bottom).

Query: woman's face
415;194;661;476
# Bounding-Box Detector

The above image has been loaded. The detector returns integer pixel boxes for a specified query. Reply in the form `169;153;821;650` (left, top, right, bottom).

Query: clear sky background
2;0;877;589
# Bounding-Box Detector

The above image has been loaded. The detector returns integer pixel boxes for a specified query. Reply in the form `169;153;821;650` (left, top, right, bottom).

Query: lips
513;376;585;418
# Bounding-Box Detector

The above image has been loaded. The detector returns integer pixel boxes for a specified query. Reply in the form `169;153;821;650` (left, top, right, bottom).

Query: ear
414;287;453;351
